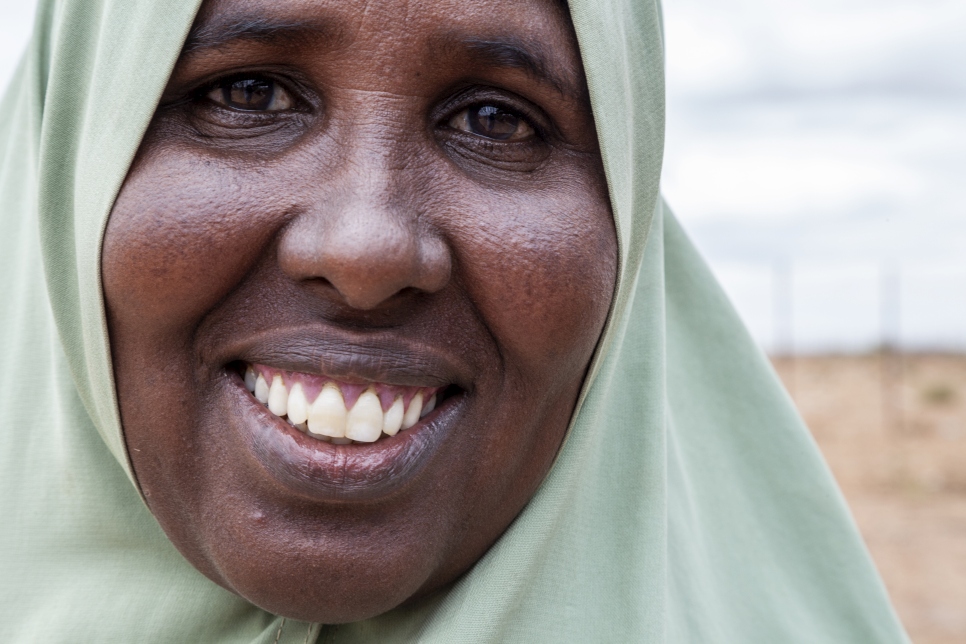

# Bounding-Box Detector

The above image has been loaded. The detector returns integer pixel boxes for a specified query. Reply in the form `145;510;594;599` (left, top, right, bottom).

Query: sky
0;2;32;92
2;0;965;352
662;0;966;351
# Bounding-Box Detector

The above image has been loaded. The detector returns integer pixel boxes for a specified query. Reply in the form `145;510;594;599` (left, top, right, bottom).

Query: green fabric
0;0;910;642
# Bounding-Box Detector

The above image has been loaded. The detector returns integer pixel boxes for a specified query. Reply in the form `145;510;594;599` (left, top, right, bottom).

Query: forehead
191;0;572;39
186;0;584;100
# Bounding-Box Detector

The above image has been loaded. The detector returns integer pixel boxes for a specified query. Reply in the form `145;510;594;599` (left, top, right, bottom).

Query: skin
103;0;617;623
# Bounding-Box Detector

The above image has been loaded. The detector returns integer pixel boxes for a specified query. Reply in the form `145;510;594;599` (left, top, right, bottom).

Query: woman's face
103;0;616;623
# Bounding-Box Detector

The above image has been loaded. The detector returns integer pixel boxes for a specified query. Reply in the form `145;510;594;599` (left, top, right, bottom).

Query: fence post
880;261;903;435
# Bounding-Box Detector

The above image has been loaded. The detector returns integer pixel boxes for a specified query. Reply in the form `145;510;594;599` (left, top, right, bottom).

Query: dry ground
773;354;966;644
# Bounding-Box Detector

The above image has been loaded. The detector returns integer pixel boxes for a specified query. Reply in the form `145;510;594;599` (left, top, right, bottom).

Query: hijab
0;0;910;641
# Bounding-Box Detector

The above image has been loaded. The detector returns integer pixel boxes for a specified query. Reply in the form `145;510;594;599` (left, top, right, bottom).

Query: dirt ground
772;354;966;644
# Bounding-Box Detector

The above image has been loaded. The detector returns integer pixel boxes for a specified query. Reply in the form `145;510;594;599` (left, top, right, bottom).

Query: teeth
308;383;347;438
287;383;309;425
402;392;423;430
383;397;404;436
248;366;444;444
267;375;288;417
345;390;383;443
254;373;270;404
421;393;437;418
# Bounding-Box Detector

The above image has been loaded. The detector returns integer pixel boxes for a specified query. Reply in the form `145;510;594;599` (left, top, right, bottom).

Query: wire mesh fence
714;260;966;643
715;259;966;438
714;259;966;355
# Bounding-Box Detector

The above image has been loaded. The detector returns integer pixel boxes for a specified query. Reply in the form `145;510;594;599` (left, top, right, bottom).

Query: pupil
469;105;519;140
225;79;274;110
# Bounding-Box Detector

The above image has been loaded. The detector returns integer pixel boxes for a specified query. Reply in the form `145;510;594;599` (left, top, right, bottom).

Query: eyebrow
182;16;339;53
181;17;584;103
456;37;584;103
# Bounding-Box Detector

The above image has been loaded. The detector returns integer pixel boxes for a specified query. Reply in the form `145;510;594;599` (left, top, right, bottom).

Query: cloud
662;0;966;349
665;0;966;98
0;1;36;94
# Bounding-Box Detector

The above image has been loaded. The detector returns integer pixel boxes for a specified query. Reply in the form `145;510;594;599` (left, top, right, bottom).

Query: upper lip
209;325;473;391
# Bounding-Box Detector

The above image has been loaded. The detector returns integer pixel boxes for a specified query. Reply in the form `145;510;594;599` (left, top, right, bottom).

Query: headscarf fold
0;1;910;641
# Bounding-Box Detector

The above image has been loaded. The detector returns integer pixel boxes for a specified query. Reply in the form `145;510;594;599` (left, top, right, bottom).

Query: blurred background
664;0;966;355
663;1;966;642
2;0;964;641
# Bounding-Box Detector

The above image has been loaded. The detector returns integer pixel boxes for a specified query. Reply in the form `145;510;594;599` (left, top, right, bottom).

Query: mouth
223;356;467;502
239;363;446;444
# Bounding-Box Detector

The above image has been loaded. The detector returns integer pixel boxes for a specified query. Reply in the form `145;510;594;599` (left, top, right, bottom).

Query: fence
714;259;966;434
712;260;966;355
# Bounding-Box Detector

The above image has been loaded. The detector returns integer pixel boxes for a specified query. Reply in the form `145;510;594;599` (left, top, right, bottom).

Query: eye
449;105;535;141
206;77;295;112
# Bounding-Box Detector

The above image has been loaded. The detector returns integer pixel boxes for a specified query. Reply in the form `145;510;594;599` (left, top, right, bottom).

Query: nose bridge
277;133;450;311
331;88;428;227
349;142;416;230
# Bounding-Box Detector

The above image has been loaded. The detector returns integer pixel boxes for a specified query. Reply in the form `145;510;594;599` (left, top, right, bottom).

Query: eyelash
196;73;306;112
439;89;549;144
185;73;549;147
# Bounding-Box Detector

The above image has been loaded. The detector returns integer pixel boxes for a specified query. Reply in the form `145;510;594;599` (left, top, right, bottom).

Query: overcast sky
3;0;965;351
664;0;966;260
662;0;966;350
0;2;33;92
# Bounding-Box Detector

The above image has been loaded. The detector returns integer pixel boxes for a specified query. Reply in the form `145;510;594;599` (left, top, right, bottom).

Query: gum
251;364;439;412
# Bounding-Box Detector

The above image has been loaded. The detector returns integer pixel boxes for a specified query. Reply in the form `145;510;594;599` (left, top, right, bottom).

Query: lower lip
225;371;461;503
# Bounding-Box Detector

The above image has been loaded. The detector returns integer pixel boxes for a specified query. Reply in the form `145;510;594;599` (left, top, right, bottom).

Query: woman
0;0;910;641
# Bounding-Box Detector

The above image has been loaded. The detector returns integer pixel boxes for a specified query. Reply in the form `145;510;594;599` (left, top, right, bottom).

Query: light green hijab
0;0;910;641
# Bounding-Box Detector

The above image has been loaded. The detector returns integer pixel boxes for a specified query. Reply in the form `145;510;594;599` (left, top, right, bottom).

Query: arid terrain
773;354;966;644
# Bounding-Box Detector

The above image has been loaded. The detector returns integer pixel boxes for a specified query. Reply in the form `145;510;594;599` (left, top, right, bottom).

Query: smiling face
102;0;617;623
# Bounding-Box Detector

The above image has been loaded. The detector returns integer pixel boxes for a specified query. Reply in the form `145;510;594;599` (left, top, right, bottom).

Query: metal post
880;261;903;435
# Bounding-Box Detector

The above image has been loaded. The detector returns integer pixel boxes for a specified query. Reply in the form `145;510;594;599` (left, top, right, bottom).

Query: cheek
448;181;617;386
103;154;286;334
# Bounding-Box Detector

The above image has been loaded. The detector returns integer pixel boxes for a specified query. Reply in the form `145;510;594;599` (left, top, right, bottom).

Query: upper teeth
245;365;440;444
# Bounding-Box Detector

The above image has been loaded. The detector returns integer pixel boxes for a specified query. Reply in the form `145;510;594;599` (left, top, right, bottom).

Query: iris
210;77;294;111
467;105;522;140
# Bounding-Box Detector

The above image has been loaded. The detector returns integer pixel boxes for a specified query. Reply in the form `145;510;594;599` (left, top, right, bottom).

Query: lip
211;326;474;390
215;327;473;503
227;373;463;503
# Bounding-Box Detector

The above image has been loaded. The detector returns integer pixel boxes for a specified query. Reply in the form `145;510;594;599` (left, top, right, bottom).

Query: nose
277;172;452;311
